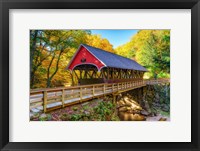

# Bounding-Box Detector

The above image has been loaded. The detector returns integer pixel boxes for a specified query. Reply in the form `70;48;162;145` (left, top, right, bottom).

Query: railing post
103;84;106;94
92;86;95;97
62;89;65;108
80;87;82;102
43;91;47;113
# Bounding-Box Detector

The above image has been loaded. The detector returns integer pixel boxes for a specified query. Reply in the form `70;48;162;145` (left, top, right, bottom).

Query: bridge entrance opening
72;64;104;85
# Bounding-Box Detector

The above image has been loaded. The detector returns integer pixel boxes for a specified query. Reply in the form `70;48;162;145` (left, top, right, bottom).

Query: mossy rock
39;113;48;121
60;113;71;121
30;113;40;120
72;107;78;111
46;114;52;121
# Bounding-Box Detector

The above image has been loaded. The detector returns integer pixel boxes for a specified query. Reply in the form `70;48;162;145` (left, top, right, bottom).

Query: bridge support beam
112;92;121;105
112;94;117;104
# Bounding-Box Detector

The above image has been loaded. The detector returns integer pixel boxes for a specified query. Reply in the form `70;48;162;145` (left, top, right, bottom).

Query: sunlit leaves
30;30;90;88
86;34;114;53
115;30;170;79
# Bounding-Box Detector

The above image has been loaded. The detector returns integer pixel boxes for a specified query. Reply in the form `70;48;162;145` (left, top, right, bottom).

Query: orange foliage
86;34;114;53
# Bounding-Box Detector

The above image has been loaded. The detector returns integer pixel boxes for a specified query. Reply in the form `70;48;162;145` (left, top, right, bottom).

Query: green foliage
72;106;78;111
115;30;170;79
70;114;83;121
31;29;170;89
60;113;71;121
157;109;170;117
92;101;116;121
39;113;49;121
60;100;119;121
30;30;91;88
134;30;170;78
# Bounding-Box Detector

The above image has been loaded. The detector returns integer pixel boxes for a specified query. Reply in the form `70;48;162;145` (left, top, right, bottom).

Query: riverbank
30;92;170;121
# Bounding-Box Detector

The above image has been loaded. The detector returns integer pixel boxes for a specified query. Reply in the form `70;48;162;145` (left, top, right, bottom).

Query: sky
91;30;138;48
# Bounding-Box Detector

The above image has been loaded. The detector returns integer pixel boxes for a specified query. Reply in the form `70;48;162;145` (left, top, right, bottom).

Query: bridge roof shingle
82;44;147;72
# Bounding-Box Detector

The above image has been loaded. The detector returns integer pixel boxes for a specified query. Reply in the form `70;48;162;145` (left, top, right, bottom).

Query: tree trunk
46;48;64;88
30;30;38;82
47;78;52;88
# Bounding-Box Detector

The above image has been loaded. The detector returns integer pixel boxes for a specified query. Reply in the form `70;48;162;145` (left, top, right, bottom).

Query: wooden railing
30;79;169;113
146;78;170;85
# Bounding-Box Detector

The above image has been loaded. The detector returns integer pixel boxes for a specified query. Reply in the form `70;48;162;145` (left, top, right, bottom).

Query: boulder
119;112;145;121
117;100;125;106
118;106;128;112
140;110;150;116
162;104;170;112
117;95;146;121
39;113;48;121
30;112;40;120
159;117;167;121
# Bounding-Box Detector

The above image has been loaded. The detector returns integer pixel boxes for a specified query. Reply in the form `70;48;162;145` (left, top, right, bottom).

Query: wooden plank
47;99;62;104
47;95;62;100
43;91;47;113
30;102;43;109
30;98;43;104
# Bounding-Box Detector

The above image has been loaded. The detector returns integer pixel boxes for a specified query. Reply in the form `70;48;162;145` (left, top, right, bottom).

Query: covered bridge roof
67;44;147;72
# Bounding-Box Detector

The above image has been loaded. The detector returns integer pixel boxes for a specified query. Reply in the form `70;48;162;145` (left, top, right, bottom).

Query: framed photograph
0;0;199;151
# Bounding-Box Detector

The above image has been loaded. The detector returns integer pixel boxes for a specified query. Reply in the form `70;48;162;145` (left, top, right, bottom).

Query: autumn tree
115;30;170;79
30;30;52;88
114;41;135;59
30;30;90;88
86;34;114;53
133;30;170;78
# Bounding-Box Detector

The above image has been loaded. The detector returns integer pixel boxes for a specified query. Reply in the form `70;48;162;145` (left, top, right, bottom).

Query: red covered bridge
67;44;148;85
30;45;169;113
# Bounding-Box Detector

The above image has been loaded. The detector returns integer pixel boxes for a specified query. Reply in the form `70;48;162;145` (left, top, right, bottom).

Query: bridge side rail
30;79;169;113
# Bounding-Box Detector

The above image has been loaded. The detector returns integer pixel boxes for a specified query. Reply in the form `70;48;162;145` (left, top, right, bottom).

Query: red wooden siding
68;46;105;71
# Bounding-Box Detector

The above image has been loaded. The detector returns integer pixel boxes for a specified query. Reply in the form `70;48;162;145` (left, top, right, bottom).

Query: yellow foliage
86;34;114;53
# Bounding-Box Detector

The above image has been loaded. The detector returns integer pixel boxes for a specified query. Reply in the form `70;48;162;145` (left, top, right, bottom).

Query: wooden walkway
30;79;169;113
